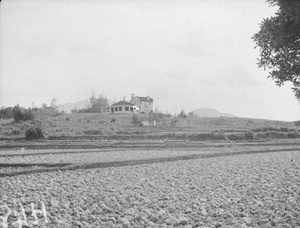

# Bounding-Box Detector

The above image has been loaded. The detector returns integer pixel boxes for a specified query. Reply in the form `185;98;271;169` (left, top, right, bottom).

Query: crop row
0;150;299;227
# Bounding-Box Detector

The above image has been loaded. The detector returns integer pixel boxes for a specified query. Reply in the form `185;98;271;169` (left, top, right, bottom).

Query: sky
1;0;300;121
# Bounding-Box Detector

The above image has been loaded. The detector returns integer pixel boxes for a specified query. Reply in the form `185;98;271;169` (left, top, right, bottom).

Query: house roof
136;96;153;102
111;100;134;106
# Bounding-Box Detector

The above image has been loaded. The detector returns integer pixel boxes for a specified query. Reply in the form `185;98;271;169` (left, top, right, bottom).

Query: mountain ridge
58;99;91;113
189;107;237;118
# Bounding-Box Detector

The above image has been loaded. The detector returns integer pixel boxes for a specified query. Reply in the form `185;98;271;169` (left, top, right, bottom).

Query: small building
130;94;154;114
99;106;111;113
110;101;134;113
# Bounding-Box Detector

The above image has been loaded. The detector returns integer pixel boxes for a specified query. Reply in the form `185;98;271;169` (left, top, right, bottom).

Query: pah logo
0;202;48;228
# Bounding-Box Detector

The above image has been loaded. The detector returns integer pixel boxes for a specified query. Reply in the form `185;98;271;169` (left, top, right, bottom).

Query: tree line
0;98;62;123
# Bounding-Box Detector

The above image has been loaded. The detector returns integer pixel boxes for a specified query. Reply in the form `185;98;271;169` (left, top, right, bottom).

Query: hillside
189;107;236;118
1;112;299;141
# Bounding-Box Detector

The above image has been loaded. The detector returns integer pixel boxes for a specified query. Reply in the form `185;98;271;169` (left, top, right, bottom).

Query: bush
289;128;297;132
32;106;60;119
132;114;140;125
170;118;177;127
25;127;44;140
244;131;255;140
286;132;300;138
188;133;225;141
256;131;286;139
65;117;70;121
11;129;22;135
227;134;245;141
13;106;34;123
280;127;289;132
294;121;300;127
0;107;13;119
83;129;103;135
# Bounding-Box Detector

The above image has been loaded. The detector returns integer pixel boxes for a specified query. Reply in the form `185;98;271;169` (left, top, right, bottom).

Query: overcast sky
1;0;300;121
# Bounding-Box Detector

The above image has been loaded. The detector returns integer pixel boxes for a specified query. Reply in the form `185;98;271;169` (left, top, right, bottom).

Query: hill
0;112;299;141
58;99;91;113
189;107;236;118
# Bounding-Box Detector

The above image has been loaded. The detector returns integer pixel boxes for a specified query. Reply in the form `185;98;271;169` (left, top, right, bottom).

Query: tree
252;0;300;100
178;109;187;118
50;98;58;110
89;92;110;113
12;105;34;122
0;107;13;119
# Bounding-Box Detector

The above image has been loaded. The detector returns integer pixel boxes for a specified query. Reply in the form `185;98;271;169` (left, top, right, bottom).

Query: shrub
13;106;34;123
170;118;177;127
0;107;13;119
188;133;225;141
25;127;44;140
65;117;70;121
286;132;300;138
216;132;228;141
132;114;140;125
244;131;255;140
227;134;245;141
294;121;300;127
11;129;22;134
256;131;286;139
280;127;289;132
263;127;277;132
269;132;286;139
32;106;60;119
83;129;103;135
289;128;297;132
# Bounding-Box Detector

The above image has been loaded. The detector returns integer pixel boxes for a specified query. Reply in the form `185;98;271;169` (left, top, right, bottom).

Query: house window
119;107;122;111
130;107;133;111
125;107;129;111
115;107;118;112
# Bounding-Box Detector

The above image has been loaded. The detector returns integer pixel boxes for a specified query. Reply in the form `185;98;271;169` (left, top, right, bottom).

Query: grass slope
0;113;299;140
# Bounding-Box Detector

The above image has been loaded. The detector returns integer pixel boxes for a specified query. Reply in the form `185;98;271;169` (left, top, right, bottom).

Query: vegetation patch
83;129;103;135
25;127;45;140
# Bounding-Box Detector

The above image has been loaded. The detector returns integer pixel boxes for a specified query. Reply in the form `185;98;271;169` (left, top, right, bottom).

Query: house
99;106;111;113
110;100;134;113
130;94;154;113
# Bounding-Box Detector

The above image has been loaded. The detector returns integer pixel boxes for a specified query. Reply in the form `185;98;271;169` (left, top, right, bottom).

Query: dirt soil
1;138;299;177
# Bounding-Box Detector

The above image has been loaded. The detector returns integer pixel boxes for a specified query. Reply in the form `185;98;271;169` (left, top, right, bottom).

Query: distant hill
58;99;91;113
189;107;237;118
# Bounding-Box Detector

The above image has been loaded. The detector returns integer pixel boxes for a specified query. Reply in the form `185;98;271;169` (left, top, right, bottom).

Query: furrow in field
1;147;299;177
0;151;299;227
